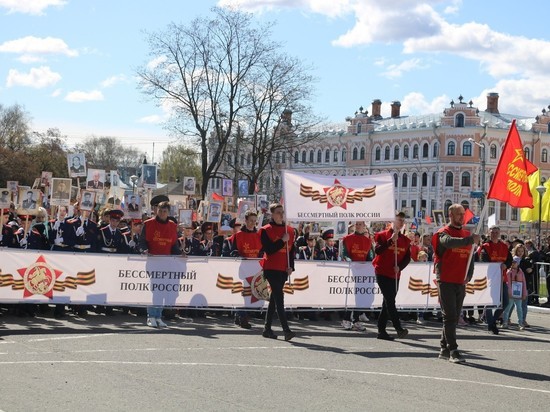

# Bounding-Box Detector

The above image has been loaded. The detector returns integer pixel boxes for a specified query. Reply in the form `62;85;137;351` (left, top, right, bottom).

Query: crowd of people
1;196;549;360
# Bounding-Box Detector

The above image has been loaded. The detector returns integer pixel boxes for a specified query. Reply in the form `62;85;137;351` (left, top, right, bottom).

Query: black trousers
376;275;403;333
264;270;290;332
438;281;466;351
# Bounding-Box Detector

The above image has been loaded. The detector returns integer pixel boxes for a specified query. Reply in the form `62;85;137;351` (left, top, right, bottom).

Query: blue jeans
503;298;524;325
147;306;162;318
485;283;508;328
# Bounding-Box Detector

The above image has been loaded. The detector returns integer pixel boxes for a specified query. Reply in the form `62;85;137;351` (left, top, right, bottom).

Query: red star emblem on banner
323;179;352;209
17;255;63;298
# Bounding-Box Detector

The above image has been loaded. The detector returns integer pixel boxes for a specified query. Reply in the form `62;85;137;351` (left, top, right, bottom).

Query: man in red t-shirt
478;225;512;335
433;204;479;363
373;212;411;340
341;221;372;331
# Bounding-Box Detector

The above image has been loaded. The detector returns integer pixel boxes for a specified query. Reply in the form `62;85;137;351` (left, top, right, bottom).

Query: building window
490;144;497;159
394;146;400;160
357;122;362;134
375;147;381;161
455;113;465;127
511;207;518;221
266;178;271;189
308;150;313;163
543;149;548;163
325;149;330;163
422;143;429;158
317;150;322;163
401;200;407;210
411;173;418;187
282;152;286;163
462;141;472;156
247;153;251;165
301;151;306;163
227;154;232;165
360;147;365;160
432;172;437;186
384;146;390;160
352;147;358;160
461;171;471;186
444;199;452;213
402;173;408;187
489;200;495;216
413;144;419;159
411;200;417;217
461;200;470;211
333;149;338;162
447;141;455;156
275;152;280;164
342;149;347;162
240;154;245;166
445;171;453;187
499;201;507;221
422;172;428;187
393;173;398;187
433;142;439;158
294;151;298;163
403;144;409;159
431;199;436;215
524;147;530;161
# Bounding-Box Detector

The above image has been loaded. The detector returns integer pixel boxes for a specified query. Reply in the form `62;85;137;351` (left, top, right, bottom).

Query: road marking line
0;360;548;394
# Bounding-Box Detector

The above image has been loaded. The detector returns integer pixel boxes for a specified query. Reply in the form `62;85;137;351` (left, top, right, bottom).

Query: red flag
425;216;432;224
212;192;224;201
254;182;259;193
487;119;538;208
464;208;474;224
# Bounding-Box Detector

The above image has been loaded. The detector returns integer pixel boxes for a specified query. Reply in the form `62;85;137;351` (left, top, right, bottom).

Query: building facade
209;93;550;239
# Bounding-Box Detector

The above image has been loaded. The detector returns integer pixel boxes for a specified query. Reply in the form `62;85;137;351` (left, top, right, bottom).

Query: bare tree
227;54;322;195
136;7;304;199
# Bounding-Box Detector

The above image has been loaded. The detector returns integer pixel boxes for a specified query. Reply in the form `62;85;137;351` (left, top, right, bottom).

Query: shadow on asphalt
462;362;550;382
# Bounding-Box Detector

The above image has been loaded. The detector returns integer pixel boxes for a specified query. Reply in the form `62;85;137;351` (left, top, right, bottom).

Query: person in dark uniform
98;209;128;254
318;229;339;261
199;223;221;256
298;235;318;260
49;205;73;318
0;208;14;247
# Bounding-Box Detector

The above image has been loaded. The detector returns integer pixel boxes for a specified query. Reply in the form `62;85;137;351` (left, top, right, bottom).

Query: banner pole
463;202;489;281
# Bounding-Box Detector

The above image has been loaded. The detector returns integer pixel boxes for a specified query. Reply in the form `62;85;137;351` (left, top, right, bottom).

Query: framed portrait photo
50;178;72;206
125;194;141;218
236;200;255;223
206;201;223;223
222;179;233;197
86;169;106;191
141;164;157;188
178;209;193;228
183;176;196;195
432;210;446;227
68;153;87;178
7;181;18;194
0;188;11;208
41;171;53;187
17;188;41;215
238;179;249;196
79;190;96;211
334;221;348;238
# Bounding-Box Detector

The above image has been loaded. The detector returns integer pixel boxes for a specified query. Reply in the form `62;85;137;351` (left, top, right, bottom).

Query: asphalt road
1;306;549;412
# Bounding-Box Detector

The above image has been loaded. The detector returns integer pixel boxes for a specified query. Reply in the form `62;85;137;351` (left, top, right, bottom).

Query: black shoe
262;329;277;339
488;324;499;335
284;330;296;341
449;350;465;363
438;348;450;360
239;318;252;330
234;315;241;326
396;328;409;339
377;332;394;341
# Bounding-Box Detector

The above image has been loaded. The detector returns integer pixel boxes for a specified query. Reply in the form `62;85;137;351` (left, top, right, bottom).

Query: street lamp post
130;175;138;195
469;137;486;231
536;184;546;249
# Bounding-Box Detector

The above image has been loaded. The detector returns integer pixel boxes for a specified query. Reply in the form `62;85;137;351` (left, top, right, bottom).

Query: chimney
391;101;401;118
371;99;382;119
486;93;499;114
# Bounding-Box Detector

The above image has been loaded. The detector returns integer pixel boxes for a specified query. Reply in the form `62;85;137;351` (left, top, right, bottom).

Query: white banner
0;249;501;309
281;170;395;221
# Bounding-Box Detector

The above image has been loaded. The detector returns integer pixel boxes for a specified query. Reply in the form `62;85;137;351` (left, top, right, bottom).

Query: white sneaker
156;318;167;328
352;321;366;331
147;317;158;328
416;318;425;325
341;320;352;330
358;313;369;322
